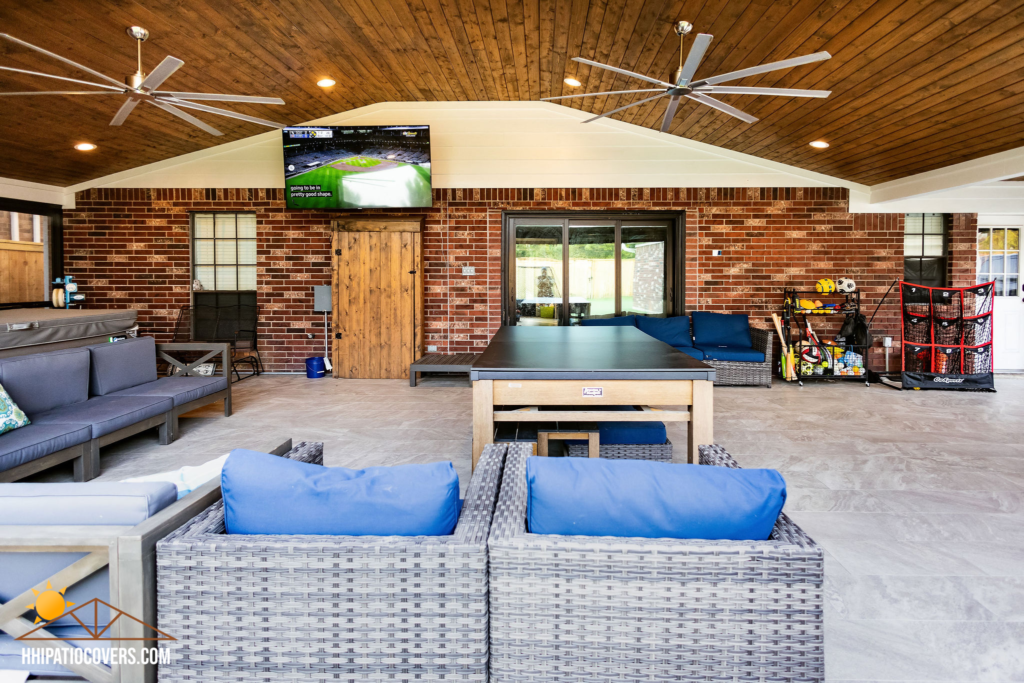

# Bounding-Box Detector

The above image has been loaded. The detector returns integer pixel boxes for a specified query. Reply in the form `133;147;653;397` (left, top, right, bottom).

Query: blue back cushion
580;315;636;327
692;311;752;348
88;336;158;396
527;457;785;540
600;421;666;445
0;348;90;415
636;315;693;347
223;450;460;536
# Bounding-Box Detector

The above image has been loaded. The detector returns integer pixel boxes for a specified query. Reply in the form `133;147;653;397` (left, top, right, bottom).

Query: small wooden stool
537;429;600;458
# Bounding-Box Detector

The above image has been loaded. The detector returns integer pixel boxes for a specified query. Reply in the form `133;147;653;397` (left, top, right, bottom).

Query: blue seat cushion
696;345;766;362
87;337;158;396
580;315;636;327
0;348;90;415
636;315;693;347
526;457;786;540
0;423;92;474
31;396;172;439
600;420;667;445
673;346;704;360
109;376;228;407
691;311;753;348
223;449;460;536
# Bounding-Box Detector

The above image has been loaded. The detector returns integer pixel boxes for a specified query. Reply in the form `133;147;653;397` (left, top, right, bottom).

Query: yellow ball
815;278;836;294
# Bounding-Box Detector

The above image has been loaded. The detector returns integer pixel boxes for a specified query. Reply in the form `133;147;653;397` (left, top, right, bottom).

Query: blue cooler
306;356;326;378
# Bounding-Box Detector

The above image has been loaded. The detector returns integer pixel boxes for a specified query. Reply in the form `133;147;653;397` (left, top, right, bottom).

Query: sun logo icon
26;581;73;624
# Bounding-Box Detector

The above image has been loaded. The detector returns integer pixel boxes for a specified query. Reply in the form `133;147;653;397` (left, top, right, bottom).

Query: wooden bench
409;353;479;386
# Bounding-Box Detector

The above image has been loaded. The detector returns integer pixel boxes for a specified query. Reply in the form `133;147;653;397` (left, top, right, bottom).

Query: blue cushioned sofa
0;337;232;483
583;312;772;387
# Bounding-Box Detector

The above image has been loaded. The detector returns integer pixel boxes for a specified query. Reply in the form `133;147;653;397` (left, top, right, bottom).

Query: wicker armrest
750;325;773;360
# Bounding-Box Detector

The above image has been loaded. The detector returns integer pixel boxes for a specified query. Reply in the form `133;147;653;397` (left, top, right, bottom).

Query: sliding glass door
504;213;681;326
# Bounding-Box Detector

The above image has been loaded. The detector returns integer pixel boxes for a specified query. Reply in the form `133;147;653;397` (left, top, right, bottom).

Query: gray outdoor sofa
0;439;306;683
0;336;231;483
488;442;824;682
155;443;508;682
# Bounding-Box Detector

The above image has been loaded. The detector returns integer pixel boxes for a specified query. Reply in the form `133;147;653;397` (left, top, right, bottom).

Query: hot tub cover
0;308;137;352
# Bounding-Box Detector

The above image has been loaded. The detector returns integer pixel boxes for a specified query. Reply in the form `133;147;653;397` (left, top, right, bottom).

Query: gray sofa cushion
0;423;92;474
88;336;158;396
0;348;89;414
0;481;177;525
109;375;228;407
31;396;172;439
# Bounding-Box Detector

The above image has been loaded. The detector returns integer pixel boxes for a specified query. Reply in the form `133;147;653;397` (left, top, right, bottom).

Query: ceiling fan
0;27;286;136
544;21;832;130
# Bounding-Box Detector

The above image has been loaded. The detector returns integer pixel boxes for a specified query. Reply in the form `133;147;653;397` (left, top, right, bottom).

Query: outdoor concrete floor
30;373;1024;682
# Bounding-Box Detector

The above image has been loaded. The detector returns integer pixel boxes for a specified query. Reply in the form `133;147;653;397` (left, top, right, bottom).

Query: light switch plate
462;266;476;275
712;250;722;256
426;345;437;352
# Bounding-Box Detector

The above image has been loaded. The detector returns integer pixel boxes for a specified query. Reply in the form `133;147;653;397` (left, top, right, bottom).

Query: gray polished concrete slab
25;374;1024;681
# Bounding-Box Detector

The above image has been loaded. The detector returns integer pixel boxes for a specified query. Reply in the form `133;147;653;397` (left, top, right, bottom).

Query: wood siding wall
0;239;44;303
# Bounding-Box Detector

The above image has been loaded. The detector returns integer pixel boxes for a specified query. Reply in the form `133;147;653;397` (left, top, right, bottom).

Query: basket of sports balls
778;278;870;386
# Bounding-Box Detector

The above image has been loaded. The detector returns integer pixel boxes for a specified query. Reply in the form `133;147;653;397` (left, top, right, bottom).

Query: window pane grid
192;212;257;291
977;227;1021;296
905;214;947;288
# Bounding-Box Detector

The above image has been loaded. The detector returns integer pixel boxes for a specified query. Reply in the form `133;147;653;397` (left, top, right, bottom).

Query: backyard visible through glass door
514;223;563;326
568;223;615;323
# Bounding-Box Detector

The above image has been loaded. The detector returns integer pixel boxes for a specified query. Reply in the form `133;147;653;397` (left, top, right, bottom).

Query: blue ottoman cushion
636;315;693;347
87;337;158;396
697;345;766;362
691;311;753;348
526;457;786;540
580;315;636;327
223;450;461;536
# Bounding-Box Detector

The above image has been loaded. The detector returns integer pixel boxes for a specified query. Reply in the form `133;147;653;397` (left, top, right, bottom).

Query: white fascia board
854;182;1024;214
0;176;71;208
869;146;1024;204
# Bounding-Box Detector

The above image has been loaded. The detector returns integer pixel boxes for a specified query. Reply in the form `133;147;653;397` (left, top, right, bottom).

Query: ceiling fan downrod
125;26;149;89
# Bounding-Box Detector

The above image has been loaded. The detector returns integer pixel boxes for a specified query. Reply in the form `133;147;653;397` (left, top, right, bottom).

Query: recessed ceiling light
317;78;336;88
74;143;97;151
564;77;581;87
809;140;829;149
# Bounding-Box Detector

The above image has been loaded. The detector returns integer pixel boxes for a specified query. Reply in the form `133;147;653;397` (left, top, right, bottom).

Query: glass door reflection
514;224;563;325
621;224;668;317
568;223;615;324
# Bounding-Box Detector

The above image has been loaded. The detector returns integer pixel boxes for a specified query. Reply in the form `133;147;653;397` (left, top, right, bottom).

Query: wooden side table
537;428;600;458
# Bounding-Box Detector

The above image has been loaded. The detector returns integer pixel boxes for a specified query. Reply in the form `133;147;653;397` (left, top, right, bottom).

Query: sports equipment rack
899;281;995;390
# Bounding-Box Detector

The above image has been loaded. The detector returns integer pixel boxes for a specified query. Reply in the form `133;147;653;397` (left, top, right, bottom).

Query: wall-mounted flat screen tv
283;125;431;210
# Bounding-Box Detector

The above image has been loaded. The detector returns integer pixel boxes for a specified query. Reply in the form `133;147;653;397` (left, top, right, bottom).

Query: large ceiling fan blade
581;93;667;123
572;57;673;88
0;33;128;89
696;85;831;97
0;65;124;92
139;56;183;92
677;33;712;86
147;99;223;135
110;97;140;126
165;98;286;128
154;92;285;105
0;90;120;96
694;51;831;87
686;92;758;124
660;96;681;133
542;88;665;101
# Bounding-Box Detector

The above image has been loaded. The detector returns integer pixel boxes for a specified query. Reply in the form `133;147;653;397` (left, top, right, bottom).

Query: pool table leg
472;379;494;471
688;379;714;464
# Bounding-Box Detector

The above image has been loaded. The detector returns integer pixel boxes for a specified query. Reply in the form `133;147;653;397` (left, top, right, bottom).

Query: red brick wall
65;186;974;373
948;213;979;288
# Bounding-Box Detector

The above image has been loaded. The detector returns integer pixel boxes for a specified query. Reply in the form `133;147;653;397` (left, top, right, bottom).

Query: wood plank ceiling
1;0;1022;188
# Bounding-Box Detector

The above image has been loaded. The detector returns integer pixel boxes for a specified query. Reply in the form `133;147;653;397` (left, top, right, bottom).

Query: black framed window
0;197;63;309
502;212;684;326
904;213;948;287
191;212;257;292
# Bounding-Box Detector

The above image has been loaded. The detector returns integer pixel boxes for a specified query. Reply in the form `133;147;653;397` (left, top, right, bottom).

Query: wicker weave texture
488;442;823;682
157;442;507;683
705;327;773;387
565;439;673;461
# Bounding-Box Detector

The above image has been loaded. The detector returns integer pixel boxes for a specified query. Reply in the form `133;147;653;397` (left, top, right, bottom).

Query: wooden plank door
332;219;423;379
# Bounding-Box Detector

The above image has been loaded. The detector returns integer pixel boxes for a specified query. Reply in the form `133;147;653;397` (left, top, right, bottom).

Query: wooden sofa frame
0;439;294;683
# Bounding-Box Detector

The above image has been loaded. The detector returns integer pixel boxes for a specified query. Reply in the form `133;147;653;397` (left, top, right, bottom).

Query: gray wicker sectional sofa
488;442;823;682
156;442;508;683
